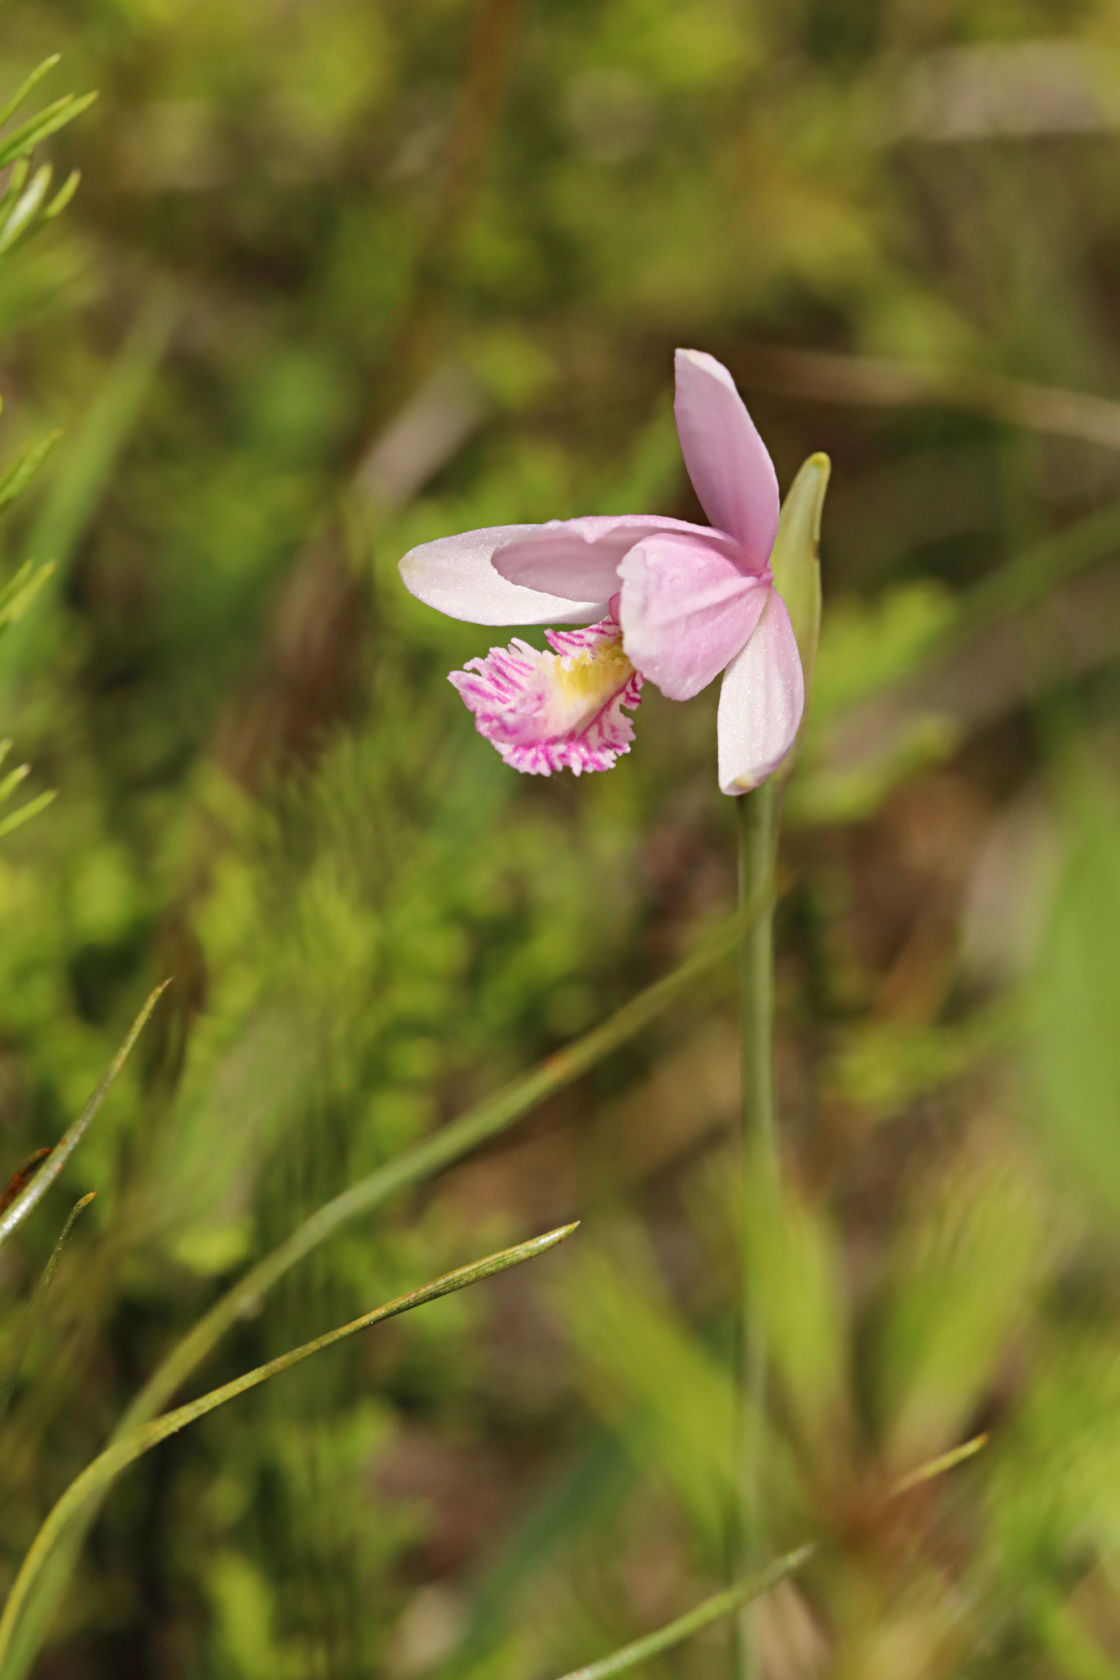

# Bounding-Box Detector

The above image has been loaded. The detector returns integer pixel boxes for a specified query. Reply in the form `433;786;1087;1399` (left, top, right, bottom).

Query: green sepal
769;451;830;699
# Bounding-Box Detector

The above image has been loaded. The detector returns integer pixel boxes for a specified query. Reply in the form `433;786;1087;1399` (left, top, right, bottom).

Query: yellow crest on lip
552;639;634;712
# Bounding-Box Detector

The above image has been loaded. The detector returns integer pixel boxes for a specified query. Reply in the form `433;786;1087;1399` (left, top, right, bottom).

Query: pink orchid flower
399;349;804;794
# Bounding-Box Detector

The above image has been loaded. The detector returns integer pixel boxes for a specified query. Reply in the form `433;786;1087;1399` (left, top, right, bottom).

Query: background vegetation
2;0;1120;1675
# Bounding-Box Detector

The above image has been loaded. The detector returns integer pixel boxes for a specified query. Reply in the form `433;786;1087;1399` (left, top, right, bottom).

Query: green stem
735;780;781;1680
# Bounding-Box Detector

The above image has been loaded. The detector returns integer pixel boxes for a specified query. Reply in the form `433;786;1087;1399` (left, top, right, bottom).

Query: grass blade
8;916;753;1674
0;789;56;840
548;1433;988;1680
0;166;52;257
0;1193;96;1428
0;161;30;226
120;915;744;1427
25;303;173;578
44;170;80;220
0;433;61;518
553;1547;817;1680
0;93;97;171
0;761;29;804
0;1223;577;1673
0;58;61;131
0;984;168;1252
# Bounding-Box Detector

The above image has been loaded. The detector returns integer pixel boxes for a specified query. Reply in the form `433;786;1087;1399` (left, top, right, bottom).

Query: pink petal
716;587;805;794
616;532;767;701
400;524;608;626
674;349;780;568
492;513;740;604
449;618;644;776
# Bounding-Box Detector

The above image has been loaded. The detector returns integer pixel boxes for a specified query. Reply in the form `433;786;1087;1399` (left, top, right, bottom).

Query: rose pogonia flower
399;349;804;794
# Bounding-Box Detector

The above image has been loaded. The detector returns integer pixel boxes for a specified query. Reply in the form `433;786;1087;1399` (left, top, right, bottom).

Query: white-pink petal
400;524;607;626
716;587;805;795
491;513;740;604
617;532;768;701
674;349;780;569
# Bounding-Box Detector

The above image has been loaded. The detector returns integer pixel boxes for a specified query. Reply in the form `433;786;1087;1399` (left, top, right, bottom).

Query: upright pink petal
449;618;643;776
674;350;780;568
491;513;739;603
400;525;607;626
617;532;768;701
716;587;804;794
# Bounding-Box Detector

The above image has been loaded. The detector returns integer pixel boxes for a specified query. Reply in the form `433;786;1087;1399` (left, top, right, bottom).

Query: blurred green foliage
1;2;1120;1677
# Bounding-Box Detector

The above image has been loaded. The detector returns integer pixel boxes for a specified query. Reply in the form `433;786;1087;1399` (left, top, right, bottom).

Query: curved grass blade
0;742;53;840
0;58;62;131
24;303;175;585
11;912;757;1674
44;170;80;220
0;161;29;228
120;913;748;1428
0;433;61;519
0;92;97;172
553;1546;817;1680
890;1432;988;1495
548;1433;989;1680
0;984;168;1253
0;789;55;841
0;1223;577;1673
0;1193;95;1428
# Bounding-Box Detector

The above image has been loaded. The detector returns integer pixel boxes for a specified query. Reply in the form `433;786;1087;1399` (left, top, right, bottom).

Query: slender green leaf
0;166;53;256
0;160;30;225
0;57;61;131
0;435;61;518
119;913;748;1428
547;1433;987;1680
0;983;169;1252
0;742;54;836
25;303;174;575
0;758;29;804
1028;766;1120;1224
0;789;55;839
10;914;758;1671
44;169;80;220
0;1223;578;1674
0;92;97;171
551;1547;817;1680
0;1194;96;1428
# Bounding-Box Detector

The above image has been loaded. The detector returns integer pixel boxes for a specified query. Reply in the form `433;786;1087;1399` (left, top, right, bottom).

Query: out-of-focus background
2;1;1120;1676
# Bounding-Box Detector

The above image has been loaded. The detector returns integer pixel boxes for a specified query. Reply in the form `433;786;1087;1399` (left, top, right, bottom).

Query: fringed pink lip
400;350;805;793
449;620;643;776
